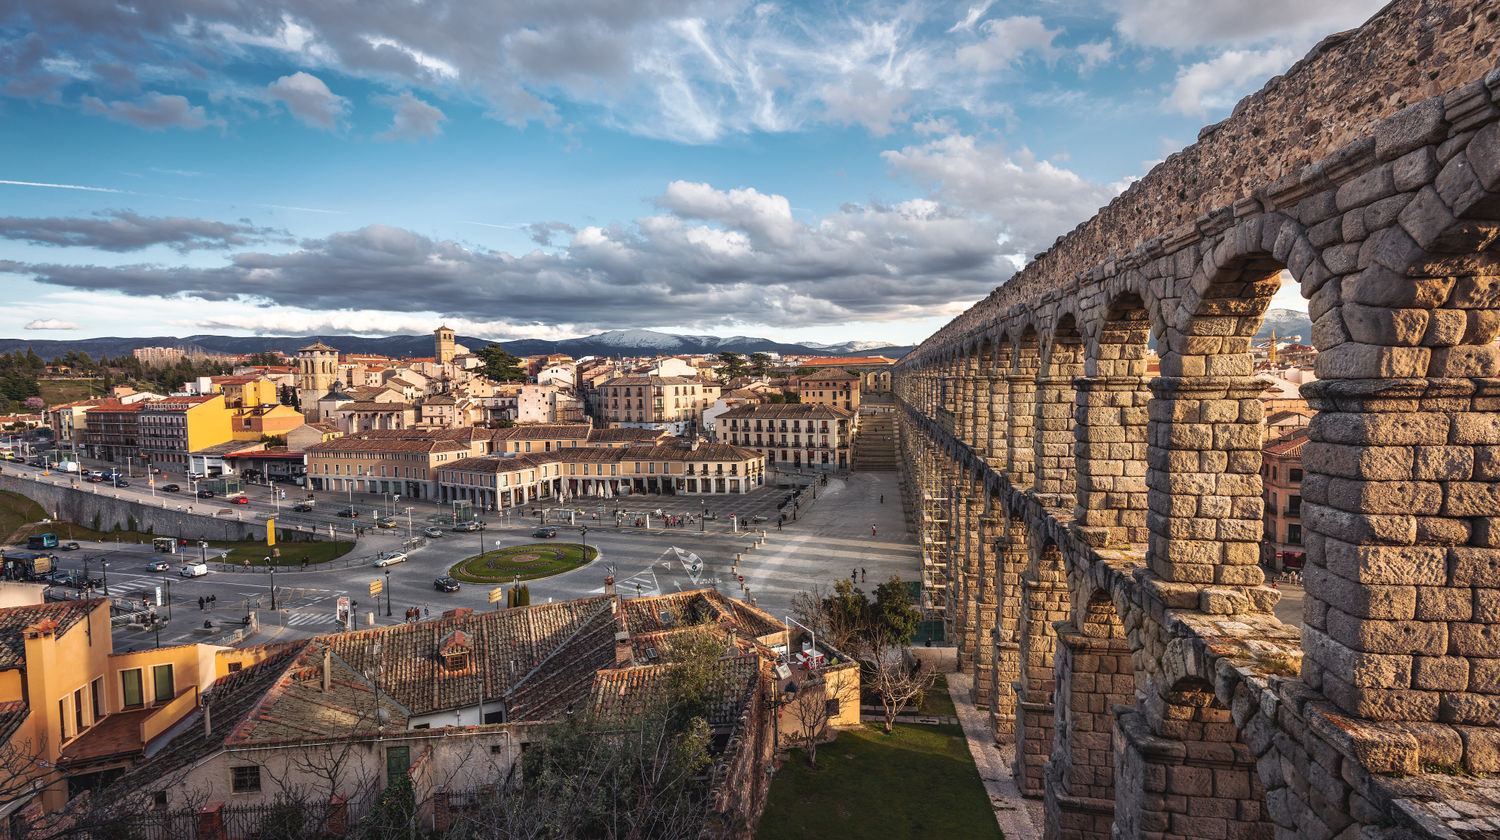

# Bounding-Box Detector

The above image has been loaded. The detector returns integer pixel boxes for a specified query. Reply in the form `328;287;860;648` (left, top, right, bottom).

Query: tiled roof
1265;429;1309;455
438;444;762;476
141;396;220;411
585;428;664;442
320;597;617;717
228;641;409;745
798;368;859;381
623;589;784;639
590;655;760;730
298;341;338;353
718;403;854;420
305;436;469;454
489;424;592;441
0;700;28;745
0;600;101;670
599;375;700;387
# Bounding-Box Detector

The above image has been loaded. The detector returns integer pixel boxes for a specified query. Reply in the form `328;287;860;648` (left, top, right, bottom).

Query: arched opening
1007;328;1040;488
1076;291;1153;545
1044;589;1134;840
971;487;1002;704
1014;537;1070;797
1148;249;1285;591
949;465;983;675
1035;315;1084;499
989;511;1028;744
1115;677;1272;840
972;336;1002;458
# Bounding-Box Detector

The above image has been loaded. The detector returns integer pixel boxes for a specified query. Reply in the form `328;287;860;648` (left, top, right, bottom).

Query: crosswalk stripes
280;612;332;627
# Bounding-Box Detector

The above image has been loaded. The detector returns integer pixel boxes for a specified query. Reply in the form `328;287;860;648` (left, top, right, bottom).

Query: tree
247;351;285;366
872;575;921;645
783;665;859;769
748;353;773;377
24;396;44;411
478;344;525;382
716;352;745;380
862;636;939;733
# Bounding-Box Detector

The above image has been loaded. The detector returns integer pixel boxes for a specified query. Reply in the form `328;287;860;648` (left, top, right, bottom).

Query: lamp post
384;568;392;617
580;525;588;565
700;498;705;532
404;506;414;543
269;561;277;611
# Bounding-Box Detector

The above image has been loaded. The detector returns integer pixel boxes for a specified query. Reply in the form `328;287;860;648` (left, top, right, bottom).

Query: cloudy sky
0;0;1383;345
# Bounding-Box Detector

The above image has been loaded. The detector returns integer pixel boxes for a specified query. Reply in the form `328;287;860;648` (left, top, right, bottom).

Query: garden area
450;542;598;583
758;720;1002;840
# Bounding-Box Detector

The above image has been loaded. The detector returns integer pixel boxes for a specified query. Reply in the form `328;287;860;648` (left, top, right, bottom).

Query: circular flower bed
449;542;599;583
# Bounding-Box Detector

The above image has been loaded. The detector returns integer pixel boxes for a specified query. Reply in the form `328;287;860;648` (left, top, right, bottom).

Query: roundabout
449;542;599;583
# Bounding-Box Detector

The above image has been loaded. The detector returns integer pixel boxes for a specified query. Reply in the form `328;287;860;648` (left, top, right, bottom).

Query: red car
230;496;250;505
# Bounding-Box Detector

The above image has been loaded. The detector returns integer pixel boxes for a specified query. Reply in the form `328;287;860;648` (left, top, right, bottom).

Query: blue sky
0;0;1384;346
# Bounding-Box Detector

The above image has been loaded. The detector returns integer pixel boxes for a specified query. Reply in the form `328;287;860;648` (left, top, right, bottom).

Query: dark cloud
526;221;577;246
7;184;1011;332
0;210;283;252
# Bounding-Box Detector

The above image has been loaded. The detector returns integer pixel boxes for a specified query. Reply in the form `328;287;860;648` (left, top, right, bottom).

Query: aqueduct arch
895;3;1500;837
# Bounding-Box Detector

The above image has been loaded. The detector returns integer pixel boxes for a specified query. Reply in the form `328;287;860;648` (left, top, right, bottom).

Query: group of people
402;605;430;622
197;594;217;610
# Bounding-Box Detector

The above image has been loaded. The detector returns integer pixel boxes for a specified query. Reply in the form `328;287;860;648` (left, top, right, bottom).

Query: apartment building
794;368;860;412
49;399;116;452
435;441;766;507
137;395;234;470
595;375;718;436
0;595;221;818
80;402;142;463
718;403;855;471
1262;430;1307;572
229;403;306;442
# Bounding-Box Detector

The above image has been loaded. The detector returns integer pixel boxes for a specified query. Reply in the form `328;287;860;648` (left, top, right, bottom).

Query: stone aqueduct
892;3;1500;839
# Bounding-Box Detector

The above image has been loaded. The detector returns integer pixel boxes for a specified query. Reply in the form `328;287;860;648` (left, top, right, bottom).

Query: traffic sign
488;586;504;603
369;580;383;596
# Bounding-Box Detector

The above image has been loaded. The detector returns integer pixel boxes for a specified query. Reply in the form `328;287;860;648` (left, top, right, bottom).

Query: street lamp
700;498;705;532
269;561;277;611
580;526;589;565
404;506;414;543
384;568;392;617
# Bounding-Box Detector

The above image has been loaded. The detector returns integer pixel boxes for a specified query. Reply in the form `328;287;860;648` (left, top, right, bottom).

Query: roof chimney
323;647;332;693
604;576;615;596
203;701;212;738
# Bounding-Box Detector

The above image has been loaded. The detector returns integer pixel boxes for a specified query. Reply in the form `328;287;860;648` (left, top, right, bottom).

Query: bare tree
860;636;939;733
788;580;869;656
783;667;859;770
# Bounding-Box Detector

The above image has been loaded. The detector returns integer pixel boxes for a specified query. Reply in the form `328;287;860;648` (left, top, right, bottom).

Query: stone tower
296;341;339;421
434;325;455;365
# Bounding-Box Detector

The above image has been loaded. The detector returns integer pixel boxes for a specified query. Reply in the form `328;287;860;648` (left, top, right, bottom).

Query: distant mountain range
1255;308;1312;343
0;329;916;362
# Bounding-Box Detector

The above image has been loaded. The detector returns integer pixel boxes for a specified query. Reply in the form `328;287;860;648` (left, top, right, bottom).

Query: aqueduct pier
894;2;1500;838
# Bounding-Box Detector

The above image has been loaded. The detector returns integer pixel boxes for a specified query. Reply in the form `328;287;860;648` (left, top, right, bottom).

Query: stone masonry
893;3;1500;838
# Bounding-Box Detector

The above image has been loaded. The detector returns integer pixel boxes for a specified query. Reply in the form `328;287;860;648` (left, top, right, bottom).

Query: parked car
113;479;130;487
374;552;408;567
49;571;83;587
197;489;215;498
60;541;81;551
230;496;249;505
452;521;482;532
338;508;359;518
292;503;314;512
422;526;443;538
433;576;461;592
375;517;397;528
532;527;557;539
148;559;171;572
87;475;105;483
161;484;180;492
179;562;209;577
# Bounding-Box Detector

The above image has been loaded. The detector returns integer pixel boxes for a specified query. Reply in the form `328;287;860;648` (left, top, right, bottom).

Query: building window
1287;524;1302;545
121;669;144;707
59;698;68;742
91;677;103;719
74;687;85;733
231;765;261;793
152;664;175;702
1289;468;1303;482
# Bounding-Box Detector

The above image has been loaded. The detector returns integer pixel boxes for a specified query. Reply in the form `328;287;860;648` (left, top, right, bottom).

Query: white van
179;561;209;577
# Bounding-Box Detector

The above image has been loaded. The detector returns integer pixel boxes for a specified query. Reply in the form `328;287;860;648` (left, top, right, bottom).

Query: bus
27;533;58;550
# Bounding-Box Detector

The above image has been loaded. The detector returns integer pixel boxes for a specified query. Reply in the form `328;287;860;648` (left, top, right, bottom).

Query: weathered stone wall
0;473;319;544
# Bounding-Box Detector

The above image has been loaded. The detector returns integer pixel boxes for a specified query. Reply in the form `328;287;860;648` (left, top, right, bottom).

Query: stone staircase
853;411;899;471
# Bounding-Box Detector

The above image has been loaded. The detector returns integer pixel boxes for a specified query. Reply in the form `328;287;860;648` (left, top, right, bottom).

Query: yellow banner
266;518;276;546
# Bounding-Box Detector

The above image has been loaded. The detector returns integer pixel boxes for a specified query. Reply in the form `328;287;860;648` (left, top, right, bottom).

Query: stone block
1450;547;1500;584
1414;586;1474;621
1335;164;1396;212
1413;656;1471;692
1301;442;1412;479
1303;563;1415;619
1430;345;1500;377
1448;623;1500;657
1326;477;1442;515
1477;588;1500;623
1422;308;1468;346
1373;98;1446;163
1325;607;1446;655
1303;503;1416;545
1440;693;1500;726
1344;264;1453;309
1393;146;1440;192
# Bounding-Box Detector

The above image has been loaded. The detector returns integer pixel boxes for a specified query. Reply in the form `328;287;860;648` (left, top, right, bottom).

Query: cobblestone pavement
946;672;1040;840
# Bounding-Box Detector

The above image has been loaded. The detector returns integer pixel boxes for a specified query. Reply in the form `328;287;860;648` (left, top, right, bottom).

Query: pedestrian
872;524;878;537
851;568;857;582
424;603;430;618
861;567;867;583
198;596;205;610
777;519;782;532
880;494;884;503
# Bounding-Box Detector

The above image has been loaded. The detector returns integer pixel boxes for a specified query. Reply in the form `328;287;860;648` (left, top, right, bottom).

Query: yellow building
795;368;861;412
0;596;222;817
137;395;234;470
230;404;306;442
208;376;279;409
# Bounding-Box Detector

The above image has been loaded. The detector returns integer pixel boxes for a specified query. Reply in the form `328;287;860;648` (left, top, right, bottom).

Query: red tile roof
0;600;101;670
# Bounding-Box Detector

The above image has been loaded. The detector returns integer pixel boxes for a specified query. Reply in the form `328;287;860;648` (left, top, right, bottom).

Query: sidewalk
945;672;1040;840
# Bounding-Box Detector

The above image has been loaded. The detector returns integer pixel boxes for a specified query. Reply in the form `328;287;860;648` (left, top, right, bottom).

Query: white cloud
948;0;997;33
956;16;1062;73
1114;0;1387;50
820;70;909;136
1167;47;1297;115
882;132;1125;255
265;71;349;130
373;92;446;141
24;318;80;330
1076;39;1114;75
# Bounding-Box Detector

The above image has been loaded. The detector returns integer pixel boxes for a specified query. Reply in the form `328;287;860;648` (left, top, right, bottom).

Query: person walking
872;524;878;537
198;596;205;611
861;567;867;583
851;568;857;582
880;494;884;503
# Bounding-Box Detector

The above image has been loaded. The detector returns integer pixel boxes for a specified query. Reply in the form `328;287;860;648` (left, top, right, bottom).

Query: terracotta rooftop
623;589;784;639
599;375;701;387
0;600;101;670
719;403;854;420
0;700;28;746
590;654;760;730
797;368;860;381
489;424;592;441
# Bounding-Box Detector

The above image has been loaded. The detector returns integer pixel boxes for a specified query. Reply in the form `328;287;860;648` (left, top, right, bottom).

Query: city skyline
0;0;1377;343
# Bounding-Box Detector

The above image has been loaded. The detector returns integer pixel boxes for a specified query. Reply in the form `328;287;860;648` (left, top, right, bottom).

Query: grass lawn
0;490;48;543
450;542;598;583
39;379;106;406
921;674;958;718
759;723;1002;840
